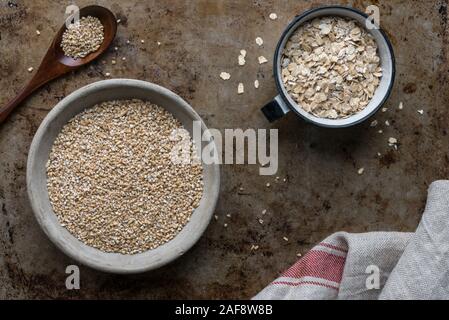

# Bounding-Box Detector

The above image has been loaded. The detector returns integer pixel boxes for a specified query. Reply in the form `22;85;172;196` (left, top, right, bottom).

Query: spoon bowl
54;5;117;67
0;5;117;124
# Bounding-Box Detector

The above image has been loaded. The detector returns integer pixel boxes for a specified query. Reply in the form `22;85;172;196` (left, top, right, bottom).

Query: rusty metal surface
0;0;448;299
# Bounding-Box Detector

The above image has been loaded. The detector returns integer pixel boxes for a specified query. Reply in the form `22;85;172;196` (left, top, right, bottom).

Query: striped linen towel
254;180;449;300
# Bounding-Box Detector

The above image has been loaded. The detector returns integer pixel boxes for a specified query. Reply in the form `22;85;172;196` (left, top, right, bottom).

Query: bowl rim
273;5;396;128
26;79;220;274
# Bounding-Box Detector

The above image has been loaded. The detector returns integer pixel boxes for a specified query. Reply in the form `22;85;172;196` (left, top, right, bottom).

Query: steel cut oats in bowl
46;99;204;255
281;16;383;119
28;80;220;273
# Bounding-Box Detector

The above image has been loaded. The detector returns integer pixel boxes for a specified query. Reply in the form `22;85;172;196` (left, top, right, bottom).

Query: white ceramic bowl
262;5;396;127
27;79;220;274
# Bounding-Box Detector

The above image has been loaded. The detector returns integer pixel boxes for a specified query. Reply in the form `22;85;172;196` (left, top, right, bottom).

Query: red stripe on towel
281;250;346;283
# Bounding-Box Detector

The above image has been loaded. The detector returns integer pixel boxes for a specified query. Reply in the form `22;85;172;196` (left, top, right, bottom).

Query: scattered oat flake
105;72;111;77
266;182;271;187
259;219;264;225
240;49;247;57
262;209;267;215
238;83;244;94
370;120;378;127
27;67;34;72
224;223;228;228
141;39;145;44
417;109;424;115
122;57;127;61
36;30;41;35
111;60;116;65
226;214;231;218
385;120;390;126
269;13;278;20
214;215;218;220
256;37;264;46
258;56;268;64
283;237;289;242
220;72;231;80
254;80;260;89
238;55;246;66
388;137;398;144
378;130;383;134
157;41;161;46
399;102;404;110
358;168;365;175
388;137;399;150
117;19;121;24
382;108;388;113
297;253;302;257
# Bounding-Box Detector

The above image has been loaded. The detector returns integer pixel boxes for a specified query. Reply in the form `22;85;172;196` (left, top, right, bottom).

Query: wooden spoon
0;5;117;124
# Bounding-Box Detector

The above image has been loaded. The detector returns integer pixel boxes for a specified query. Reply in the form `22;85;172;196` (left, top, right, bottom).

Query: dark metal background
0;0;447;299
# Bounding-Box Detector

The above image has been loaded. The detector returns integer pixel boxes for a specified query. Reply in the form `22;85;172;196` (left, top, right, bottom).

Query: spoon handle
0;58;69;124
0;78;43;124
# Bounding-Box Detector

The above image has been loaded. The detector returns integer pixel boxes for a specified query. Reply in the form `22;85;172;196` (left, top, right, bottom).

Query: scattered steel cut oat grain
258;56;268;64
238;83;244;94
220;72;231;80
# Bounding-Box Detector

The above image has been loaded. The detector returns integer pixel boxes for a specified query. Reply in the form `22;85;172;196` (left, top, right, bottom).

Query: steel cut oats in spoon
61;16;105;59
0;5;117;124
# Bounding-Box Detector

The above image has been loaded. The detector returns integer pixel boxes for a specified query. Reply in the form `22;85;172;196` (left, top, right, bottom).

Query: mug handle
261;95;290;122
